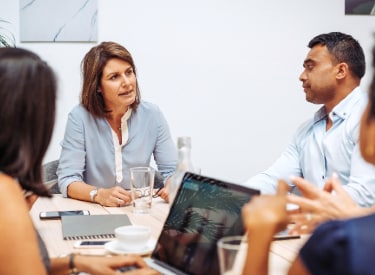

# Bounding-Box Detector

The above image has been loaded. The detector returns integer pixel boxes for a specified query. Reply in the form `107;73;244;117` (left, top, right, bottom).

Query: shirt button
322;175;325;179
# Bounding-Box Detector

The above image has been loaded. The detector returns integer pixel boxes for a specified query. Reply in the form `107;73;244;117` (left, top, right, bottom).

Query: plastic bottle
168;136;194;205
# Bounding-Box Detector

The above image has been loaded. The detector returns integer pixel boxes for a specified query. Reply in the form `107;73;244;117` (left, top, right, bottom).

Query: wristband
69;253;79;275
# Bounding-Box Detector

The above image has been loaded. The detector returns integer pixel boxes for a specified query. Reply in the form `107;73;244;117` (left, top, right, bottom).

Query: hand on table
155;187;169;202
95;186;132;207
154;178;171;202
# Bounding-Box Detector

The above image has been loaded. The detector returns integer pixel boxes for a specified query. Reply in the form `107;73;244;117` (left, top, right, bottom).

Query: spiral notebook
61;214;131;240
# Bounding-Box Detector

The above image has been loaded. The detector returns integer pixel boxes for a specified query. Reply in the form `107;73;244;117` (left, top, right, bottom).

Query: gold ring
306;213;312;221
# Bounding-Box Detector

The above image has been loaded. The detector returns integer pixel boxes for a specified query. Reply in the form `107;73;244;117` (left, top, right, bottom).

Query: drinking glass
217;235;248;275
130;167;155;214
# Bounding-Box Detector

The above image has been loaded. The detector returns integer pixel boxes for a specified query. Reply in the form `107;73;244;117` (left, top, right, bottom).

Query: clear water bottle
168;136;194;205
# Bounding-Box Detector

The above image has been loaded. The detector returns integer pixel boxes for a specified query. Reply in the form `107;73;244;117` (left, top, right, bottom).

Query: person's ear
335;62;349;80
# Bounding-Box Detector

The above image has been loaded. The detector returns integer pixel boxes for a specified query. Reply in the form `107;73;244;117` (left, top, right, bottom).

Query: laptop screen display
151;172;260;275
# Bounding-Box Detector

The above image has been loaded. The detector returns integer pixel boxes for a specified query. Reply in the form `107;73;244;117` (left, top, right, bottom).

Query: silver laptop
145;172;260;275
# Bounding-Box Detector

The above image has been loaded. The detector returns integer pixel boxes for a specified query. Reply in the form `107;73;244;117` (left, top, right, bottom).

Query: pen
153;188;161;198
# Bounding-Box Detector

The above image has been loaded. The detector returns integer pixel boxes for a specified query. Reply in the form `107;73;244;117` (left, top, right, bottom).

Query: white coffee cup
115;225;151;251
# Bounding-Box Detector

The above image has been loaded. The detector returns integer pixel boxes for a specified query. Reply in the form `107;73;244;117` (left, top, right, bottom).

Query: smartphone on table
73;240;109;249
39;210;90;220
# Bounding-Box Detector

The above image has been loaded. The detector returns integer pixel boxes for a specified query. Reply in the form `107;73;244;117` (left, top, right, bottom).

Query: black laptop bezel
149;172;260;275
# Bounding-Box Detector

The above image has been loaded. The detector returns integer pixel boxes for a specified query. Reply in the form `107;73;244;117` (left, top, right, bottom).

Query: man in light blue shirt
245;32;375;207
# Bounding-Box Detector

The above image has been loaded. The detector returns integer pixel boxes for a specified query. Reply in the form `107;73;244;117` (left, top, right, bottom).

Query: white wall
1;0;375;183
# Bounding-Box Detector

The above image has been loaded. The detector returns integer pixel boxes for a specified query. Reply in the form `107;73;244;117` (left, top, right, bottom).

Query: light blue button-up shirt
245;87;375;207
57;101;177;197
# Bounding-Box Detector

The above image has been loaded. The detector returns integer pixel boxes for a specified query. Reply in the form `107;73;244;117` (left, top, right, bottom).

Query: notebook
61;214;131;240
145;172;260;275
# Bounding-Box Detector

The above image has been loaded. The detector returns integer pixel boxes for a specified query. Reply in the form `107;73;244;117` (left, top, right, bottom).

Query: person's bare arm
288;256;311;275
0;174;47;275
242;181;289;275
67;181;132;207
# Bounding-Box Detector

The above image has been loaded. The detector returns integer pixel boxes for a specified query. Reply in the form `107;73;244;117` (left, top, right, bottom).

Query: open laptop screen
151;172;260;275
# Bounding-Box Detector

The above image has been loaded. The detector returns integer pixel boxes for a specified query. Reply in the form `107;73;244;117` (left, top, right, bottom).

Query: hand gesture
287;174;363;234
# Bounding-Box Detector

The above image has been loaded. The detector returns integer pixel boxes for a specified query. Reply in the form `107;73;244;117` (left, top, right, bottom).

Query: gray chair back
42;160;60;194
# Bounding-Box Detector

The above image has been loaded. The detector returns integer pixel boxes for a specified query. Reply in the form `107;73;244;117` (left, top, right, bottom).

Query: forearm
50;255;70;275
67;181;96;202
51;254;89;275
243;229;274;275
241;184;290;275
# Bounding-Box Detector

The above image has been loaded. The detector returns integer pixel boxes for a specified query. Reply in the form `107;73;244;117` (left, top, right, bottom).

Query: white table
30;194;309;274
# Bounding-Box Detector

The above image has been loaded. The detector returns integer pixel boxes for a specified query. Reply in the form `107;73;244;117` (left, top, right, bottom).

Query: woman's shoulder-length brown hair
80;41;141;117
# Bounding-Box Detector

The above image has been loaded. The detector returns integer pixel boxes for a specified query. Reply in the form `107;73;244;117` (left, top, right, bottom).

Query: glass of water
130;167;155;214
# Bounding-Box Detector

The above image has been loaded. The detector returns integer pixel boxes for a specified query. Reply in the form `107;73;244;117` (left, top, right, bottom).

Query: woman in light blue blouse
57;42;177;207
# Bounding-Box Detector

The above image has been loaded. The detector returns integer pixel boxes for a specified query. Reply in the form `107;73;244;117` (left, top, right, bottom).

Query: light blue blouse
245;87;375;207
57;101;177;197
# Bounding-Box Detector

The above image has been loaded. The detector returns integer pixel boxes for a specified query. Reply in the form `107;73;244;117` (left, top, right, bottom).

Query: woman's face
359;102;375;165
99;58;136;112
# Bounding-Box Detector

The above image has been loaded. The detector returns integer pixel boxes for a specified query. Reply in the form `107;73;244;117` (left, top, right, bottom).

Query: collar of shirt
313;86;364;124
120;108;132;129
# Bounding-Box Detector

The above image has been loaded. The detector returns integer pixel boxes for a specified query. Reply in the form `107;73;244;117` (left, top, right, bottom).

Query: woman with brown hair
57;42;176;206
0;47;158;274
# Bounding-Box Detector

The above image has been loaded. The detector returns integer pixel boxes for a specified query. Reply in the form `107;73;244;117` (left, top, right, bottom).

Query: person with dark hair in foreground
0;47;158;274
242;40;375;275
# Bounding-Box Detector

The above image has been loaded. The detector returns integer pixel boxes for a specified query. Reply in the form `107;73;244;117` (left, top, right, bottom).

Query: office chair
42;159;60;194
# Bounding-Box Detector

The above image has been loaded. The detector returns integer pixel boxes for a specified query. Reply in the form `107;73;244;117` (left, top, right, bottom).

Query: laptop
145;172;260;275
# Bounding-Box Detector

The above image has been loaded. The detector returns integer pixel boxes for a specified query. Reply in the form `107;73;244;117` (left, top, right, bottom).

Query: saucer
105;239;156;255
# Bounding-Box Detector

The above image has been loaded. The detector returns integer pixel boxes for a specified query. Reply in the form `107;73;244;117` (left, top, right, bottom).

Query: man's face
299;45;338;105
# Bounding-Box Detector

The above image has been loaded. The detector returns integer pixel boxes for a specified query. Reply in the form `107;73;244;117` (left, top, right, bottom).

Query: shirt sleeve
299;220;350;275
243;125;305;194
57;108;86;197
344;142;375;207
152;106;177;183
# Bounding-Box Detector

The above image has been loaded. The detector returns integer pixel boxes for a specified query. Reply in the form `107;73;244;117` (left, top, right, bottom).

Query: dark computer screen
152;172;260;275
